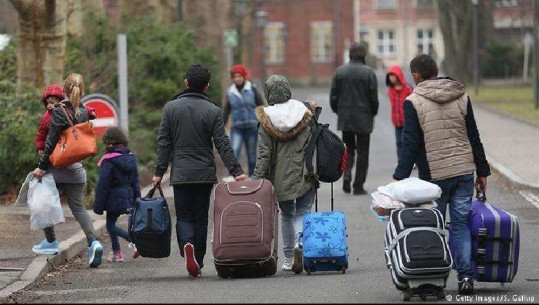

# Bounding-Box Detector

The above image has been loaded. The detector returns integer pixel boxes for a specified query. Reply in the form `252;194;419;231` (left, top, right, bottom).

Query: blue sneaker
32;240;59;255
88;240;103;268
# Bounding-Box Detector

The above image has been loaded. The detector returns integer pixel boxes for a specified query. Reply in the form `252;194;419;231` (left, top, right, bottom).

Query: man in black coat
330;43;379;195
152;65;247;277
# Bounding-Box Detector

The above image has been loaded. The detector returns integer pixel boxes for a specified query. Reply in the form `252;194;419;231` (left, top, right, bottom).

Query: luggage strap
388;227;446;253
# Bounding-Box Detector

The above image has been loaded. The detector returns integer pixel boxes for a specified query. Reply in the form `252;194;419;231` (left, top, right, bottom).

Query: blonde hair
63;73;85;116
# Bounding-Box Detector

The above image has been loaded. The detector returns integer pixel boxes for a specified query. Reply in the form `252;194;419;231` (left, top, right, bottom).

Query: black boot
343;181;351;193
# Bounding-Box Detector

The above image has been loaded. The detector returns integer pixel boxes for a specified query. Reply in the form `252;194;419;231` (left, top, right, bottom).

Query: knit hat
41;84;64;106
230;64;249;78
264;75;291;105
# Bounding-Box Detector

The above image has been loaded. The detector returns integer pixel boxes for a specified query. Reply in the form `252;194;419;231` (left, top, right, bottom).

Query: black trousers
173;184;213;269
342;131;370;191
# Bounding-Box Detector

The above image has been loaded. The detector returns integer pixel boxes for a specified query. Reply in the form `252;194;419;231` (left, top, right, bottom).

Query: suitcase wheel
402;291;411;302
420;293;427;301
436;290;445;300
215;265;234;279
305;267;311;275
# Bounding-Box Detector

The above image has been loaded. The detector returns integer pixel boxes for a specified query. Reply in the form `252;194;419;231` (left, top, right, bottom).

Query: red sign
82;94;119;137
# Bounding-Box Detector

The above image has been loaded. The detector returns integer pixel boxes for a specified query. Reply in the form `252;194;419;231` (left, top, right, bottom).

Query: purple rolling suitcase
469;191;520;283
450;190;520;283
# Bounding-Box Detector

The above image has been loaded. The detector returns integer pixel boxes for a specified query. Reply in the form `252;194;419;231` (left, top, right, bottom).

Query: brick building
251;0;355;85
251;0;444;85
356;0;443;71
492;0;534;43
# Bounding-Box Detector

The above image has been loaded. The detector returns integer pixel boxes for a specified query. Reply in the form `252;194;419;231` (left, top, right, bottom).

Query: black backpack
128;186;172;258
303;102;349;183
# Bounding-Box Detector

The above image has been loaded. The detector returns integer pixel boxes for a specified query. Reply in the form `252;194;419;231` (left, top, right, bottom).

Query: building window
415;0;436;9
311;21;333;63
495;0;518;7
264;22;285;64
375;0;397;10
377;30;396;57
417;29;436;58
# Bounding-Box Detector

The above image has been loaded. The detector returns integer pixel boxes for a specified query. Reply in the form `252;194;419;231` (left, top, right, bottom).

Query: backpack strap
305;124;323;179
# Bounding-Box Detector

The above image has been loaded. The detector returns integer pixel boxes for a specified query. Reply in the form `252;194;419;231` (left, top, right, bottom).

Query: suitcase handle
476;187;487;202
314;182;334;212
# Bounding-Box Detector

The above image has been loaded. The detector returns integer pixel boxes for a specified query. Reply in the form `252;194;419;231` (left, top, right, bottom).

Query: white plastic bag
27;174;64;230
378;177;442;204
14;172;33;206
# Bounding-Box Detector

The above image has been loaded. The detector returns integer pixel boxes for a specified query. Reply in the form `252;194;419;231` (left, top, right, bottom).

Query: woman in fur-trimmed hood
252;74;319;273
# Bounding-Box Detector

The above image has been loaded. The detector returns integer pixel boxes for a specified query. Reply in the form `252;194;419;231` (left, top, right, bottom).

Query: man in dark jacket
330;43;379;195
152;65;247;277
393;54;490;295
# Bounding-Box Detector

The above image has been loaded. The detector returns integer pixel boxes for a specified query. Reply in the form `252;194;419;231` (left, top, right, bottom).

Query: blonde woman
33;73;104;268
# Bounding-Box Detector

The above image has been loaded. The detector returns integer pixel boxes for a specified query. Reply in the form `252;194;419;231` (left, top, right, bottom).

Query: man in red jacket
386;65;413;162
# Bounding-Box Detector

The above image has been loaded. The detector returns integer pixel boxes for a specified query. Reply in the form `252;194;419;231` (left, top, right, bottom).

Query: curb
486;155;539;189
0;218;107;298
0;175;168;299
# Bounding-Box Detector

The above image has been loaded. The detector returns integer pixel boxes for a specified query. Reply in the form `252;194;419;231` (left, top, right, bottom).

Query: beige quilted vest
407;79;476;181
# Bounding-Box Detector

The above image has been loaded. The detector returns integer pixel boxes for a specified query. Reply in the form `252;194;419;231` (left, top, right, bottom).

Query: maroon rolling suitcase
211;179;279;278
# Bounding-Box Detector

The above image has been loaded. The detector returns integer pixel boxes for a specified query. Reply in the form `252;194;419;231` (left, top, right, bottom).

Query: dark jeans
342;131;370;191
106;212;130;252
433;174;474;280
395;127;403;162
173;184;213;269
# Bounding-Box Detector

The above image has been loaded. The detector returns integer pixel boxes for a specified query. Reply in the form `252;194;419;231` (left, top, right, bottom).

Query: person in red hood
386;65;413;161
35;85;64;155
34;84;97;155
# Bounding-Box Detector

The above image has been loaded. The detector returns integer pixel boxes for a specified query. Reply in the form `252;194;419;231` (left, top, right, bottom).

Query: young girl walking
94;127;141;262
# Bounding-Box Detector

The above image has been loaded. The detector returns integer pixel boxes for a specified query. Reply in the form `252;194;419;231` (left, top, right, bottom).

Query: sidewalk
473;104;539;188
0;176;164;298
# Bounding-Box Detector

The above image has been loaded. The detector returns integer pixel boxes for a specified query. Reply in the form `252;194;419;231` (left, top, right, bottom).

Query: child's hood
98;148;137;172
386;65;408;88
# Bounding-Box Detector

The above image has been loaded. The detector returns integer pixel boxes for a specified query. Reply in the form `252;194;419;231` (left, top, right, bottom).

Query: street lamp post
229;0;249;69
232;0;249;17
256;10;268;84
472;0;479;95
281;25;287;76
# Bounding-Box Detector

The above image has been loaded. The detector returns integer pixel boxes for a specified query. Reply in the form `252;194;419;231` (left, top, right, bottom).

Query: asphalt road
3;87;539;304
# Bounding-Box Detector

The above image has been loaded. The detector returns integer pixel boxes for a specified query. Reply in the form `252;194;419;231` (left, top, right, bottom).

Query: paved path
0;88;539;301
472;106;539;188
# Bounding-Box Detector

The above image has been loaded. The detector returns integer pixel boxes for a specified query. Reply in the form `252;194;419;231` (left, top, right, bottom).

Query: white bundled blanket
370;178;440;222
378;177;442;205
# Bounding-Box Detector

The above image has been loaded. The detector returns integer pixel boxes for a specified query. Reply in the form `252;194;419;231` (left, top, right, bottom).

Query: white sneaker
292;243;303;274
281;257;294;271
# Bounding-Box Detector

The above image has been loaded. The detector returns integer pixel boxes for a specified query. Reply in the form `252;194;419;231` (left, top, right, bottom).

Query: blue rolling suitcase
453;190;520;283
302;183;348;275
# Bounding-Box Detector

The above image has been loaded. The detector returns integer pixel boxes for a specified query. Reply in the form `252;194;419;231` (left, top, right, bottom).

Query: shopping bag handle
145;185;164;198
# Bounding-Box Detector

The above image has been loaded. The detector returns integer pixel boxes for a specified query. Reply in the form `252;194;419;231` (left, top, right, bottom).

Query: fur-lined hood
256;99;318;142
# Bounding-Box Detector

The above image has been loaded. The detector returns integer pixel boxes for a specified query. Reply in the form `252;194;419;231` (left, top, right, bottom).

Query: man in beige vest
392;54;490;295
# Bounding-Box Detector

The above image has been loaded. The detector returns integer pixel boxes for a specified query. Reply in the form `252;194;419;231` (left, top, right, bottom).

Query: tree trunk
9;0;67;91
437;0;493;85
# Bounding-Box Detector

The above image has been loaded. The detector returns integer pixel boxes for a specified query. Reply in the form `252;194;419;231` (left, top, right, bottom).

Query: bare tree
438;0;493;84
9;0;67;91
